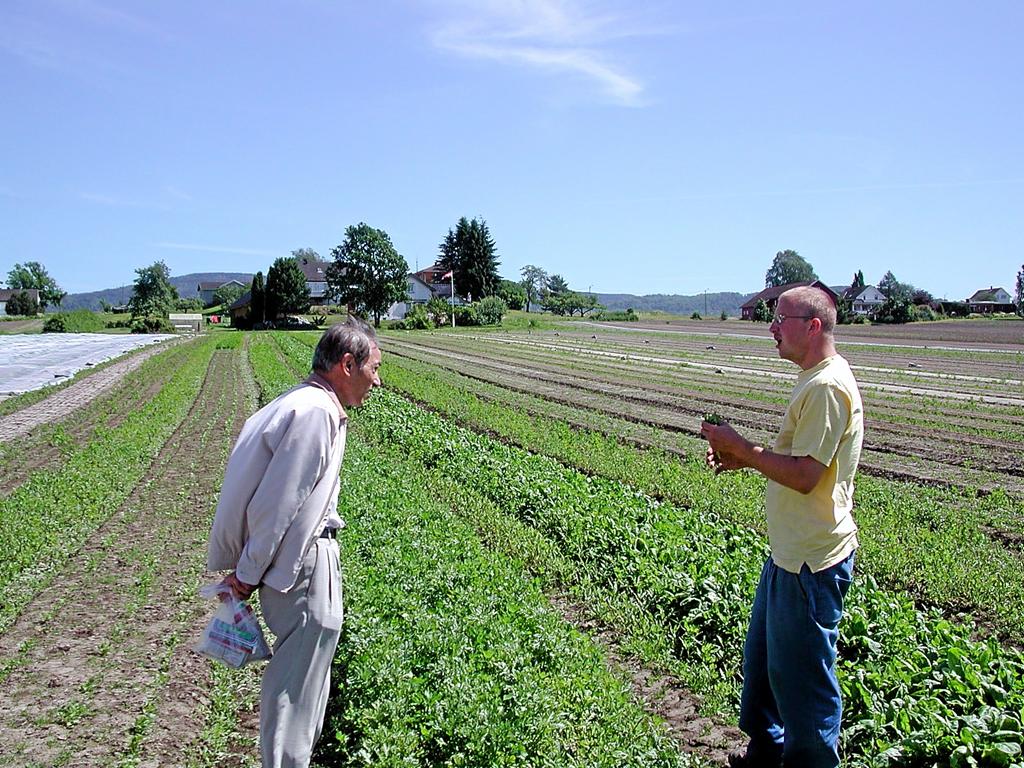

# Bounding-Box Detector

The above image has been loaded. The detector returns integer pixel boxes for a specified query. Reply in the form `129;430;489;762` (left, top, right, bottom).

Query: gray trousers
258;538;343;768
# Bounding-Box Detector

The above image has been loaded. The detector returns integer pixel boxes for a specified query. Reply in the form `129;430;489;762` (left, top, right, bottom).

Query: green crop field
0;321;1021;767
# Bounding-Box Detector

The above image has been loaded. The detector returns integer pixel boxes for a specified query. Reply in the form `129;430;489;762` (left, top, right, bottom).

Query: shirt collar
305;372;347;420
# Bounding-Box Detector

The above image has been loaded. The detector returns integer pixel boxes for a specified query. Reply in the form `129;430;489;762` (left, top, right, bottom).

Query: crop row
508;327;1024;388
345;387;1024;767
415;331;1024;427
378;337;1024;492
387;333;1024;442
245;333;700;767
376;350;1024;639
0;336;217;632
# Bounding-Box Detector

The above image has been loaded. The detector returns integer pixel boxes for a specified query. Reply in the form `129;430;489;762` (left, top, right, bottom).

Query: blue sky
2;1;1021;300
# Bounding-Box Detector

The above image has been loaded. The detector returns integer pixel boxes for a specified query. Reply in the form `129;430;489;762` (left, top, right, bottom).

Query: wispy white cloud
155;242;282;258
163;185;193;202
1;1;169;78
79;192;169;210
430;0;657;106
61;0;168;40
0;22;68;72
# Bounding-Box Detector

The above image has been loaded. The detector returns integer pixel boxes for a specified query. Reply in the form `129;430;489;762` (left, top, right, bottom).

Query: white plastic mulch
0;333;176;397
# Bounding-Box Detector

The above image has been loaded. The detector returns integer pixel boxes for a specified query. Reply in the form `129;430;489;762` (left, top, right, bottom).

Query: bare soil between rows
0;348;257;767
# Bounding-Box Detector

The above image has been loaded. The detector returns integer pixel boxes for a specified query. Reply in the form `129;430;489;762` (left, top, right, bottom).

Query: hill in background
59;273;254;311
59;275;755;316
596;291;755;316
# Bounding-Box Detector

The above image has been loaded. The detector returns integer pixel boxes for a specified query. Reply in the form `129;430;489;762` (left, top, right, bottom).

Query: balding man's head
779;287;836;335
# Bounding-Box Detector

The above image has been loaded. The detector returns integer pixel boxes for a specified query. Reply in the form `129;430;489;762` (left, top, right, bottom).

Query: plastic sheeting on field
0;333;175;396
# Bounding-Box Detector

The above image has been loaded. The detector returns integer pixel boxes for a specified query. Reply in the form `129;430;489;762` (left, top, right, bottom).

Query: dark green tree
128;260;178;319
546;274;570;296
1015;265;1024;317
7;261;65;309
911;289;934;306
519;265;548;312
437;217;501;302
878;270;913;301
495;278;526;310
265;257;311;319
250;272;266;325
765;250;817;288
836;271;864;325
753;298;772;322
327;223;409;327
835;296;853;325
872;294;913;324
5;290;39;316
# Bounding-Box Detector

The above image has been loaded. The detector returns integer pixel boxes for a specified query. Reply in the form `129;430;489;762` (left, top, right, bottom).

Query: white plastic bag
194;582;272;668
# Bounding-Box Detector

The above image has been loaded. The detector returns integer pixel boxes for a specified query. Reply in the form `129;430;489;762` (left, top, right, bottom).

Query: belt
320;527;338;539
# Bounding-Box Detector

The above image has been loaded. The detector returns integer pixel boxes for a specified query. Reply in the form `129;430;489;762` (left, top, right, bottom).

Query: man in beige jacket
207;316;381;768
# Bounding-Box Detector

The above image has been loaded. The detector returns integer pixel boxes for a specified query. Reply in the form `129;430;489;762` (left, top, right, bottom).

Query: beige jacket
207;374;347;592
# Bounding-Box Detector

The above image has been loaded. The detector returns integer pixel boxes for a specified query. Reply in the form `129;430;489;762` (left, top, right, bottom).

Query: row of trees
761;250;994;324
327;217;510;326
242;217;505;328
517;265;599;316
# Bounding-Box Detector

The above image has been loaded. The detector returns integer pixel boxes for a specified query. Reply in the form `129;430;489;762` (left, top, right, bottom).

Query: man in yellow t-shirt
702;286;864;768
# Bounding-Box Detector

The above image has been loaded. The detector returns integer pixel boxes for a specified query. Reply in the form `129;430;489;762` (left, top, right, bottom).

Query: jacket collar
305;372;347;420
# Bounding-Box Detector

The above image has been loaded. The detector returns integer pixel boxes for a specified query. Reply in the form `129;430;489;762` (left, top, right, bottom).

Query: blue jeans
739;552;855;768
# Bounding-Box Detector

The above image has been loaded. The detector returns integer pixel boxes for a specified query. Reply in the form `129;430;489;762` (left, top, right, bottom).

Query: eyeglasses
771;313;813;324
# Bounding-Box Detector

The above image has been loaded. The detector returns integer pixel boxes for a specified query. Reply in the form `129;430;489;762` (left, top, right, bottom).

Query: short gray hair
312;315;377;373
780;286;837;335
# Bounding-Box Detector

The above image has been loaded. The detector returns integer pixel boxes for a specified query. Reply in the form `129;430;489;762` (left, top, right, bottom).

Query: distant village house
844;285;886;316
966;287;1014;314
387;264;467;320
740;280;839;320
296;256;330;304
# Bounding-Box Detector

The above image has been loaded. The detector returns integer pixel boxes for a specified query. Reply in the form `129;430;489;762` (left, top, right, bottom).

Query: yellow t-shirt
765;355;864;574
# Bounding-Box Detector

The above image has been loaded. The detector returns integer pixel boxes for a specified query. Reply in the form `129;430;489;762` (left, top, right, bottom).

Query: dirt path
0;347;257;767
0;340;181;444
546;591;746;763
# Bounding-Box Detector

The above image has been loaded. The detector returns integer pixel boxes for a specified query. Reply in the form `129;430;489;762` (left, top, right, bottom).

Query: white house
387;274;437;320
848;285;886;315
296;256;331;303
966;287;1014;314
